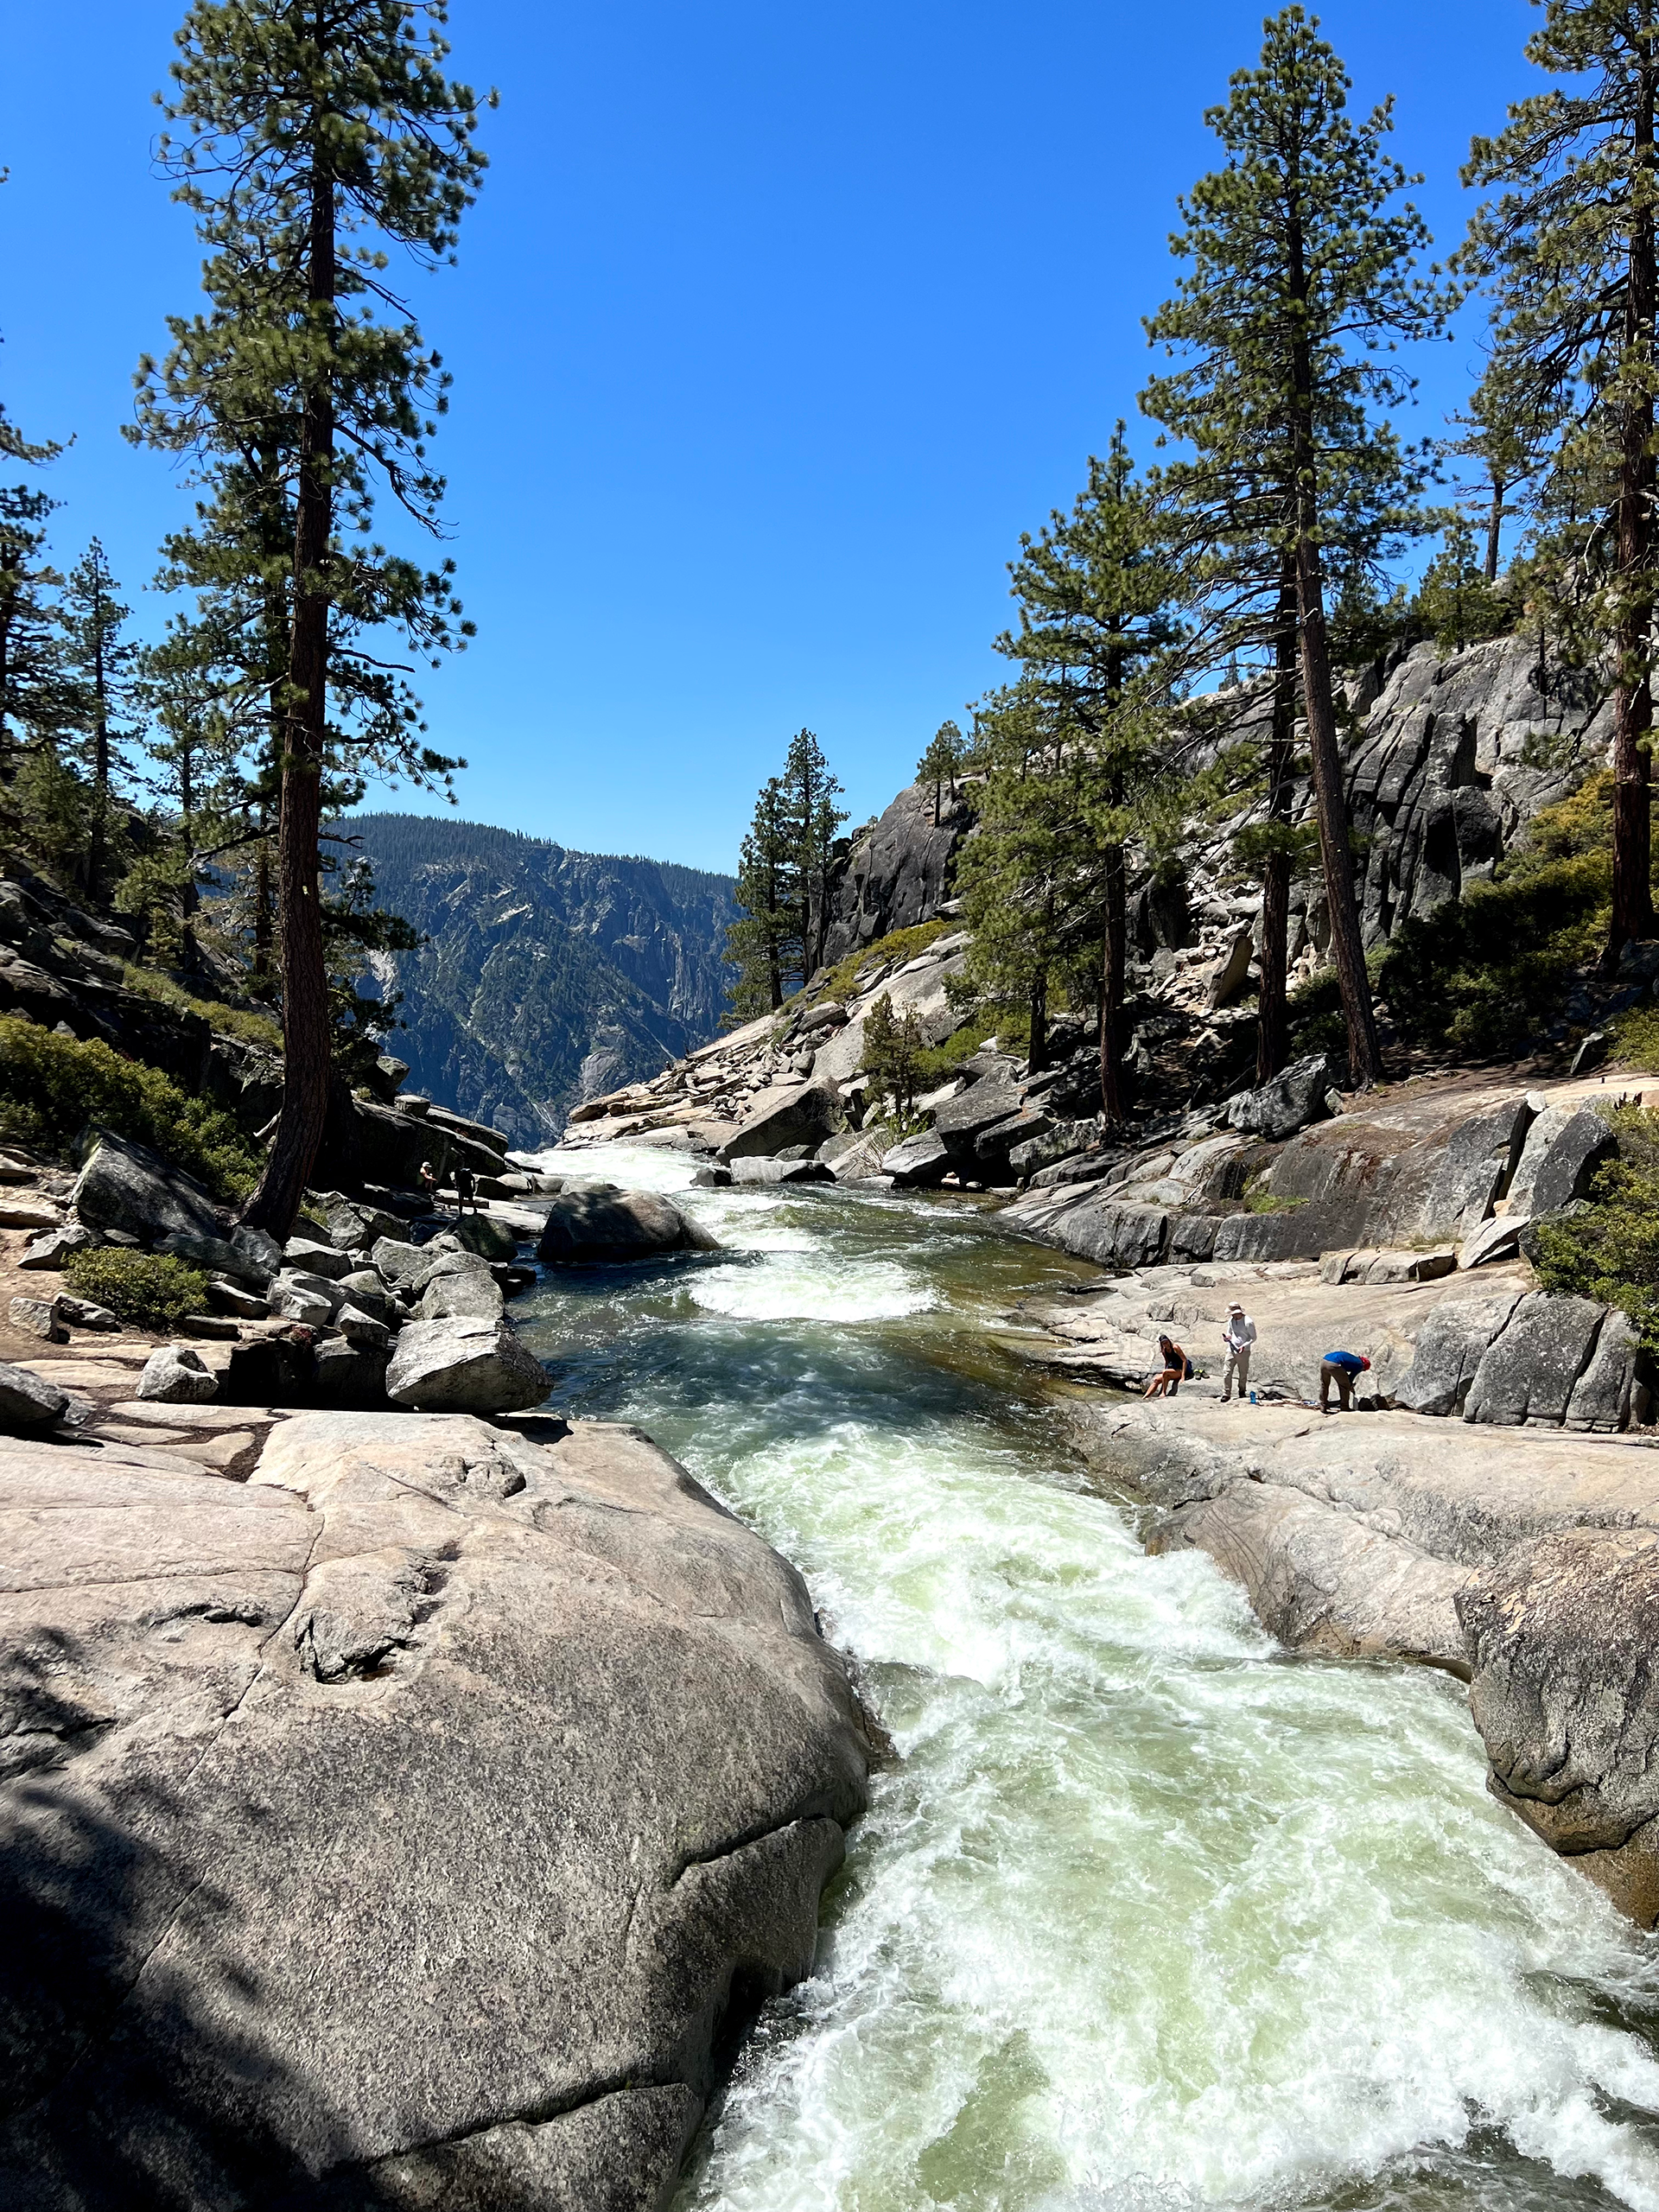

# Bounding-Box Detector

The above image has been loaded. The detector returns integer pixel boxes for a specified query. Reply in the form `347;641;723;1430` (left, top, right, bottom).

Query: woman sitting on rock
1145;1334;1187;1400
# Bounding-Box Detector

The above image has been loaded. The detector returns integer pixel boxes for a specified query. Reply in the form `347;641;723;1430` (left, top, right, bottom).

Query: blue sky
5;1;1538;873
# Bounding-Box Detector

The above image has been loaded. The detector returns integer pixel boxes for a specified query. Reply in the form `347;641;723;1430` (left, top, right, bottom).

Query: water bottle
1249;1389;1256;1405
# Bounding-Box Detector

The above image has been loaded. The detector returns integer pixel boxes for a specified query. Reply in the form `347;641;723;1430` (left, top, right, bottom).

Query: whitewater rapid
518;1143;1659;2212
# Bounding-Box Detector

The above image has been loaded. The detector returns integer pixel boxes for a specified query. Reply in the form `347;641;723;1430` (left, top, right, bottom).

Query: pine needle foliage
1461;0;1659;950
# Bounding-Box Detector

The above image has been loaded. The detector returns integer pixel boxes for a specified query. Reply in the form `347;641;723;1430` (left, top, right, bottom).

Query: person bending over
1145;1335;1187;1400
1319;1349;1371;1412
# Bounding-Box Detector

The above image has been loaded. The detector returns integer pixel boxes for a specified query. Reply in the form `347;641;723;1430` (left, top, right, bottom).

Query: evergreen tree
1441;382;1542;584
137;0;490;1236
957;681;1094;1078
1142;8;1456;1088
726;775;800;1018
781;728;847;979
992;430;1184;1119
1462;0;1659;948
1415;515;1514;652
915;719;967;826
0;397;69;784
60;541;142;899
859;991;925;1124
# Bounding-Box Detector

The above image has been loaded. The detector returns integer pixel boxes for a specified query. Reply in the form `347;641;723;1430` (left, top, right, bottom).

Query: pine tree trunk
1028;966;1049;1076
1256;572;1298;1084
1099;842;1126;1125
244;158;335;1238
1295;545;1378;1086
252;825;272;996
89;578;109;900
1484;473;1506;586
1612;66;1657;952
1287;205;1379;1089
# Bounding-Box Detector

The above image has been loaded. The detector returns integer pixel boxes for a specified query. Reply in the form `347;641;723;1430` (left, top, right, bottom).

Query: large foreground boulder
537;1185;717;1264
0;1412;870;2207
71;1132;221;1245
385;1315;550;1413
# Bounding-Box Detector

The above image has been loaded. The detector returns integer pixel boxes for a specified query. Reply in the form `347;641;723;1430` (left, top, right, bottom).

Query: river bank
518;1141;1659;2212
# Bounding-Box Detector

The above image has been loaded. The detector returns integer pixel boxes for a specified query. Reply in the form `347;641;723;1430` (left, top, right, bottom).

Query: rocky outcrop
0;1408;870;2208
1339;638;1609;948
820;781;974;969
1008;1071;1640;1293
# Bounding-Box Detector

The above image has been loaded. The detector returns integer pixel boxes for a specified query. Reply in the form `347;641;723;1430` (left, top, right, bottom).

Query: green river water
518;1141;1659;2212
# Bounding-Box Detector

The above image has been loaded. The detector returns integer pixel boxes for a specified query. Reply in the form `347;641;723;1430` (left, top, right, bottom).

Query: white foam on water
690;1257;935;1323
674;1409;1659;2212
531;1138;702;1192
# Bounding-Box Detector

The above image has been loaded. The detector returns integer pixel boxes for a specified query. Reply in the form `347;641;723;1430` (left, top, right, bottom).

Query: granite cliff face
350;816;738;1146
819;779;975;969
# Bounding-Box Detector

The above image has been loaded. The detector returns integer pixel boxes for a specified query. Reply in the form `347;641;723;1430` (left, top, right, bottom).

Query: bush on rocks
63;1249;208;1332
0;1016;258;1200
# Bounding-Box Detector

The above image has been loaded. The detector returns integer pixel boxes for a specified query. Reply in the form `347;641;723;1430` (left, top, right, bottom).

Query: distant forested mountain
346;813;737;1145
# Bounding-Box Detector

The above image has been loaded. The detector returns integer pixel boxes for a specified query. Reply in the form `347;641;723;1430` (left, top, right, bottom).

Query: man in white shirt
1222;1301;1256;1402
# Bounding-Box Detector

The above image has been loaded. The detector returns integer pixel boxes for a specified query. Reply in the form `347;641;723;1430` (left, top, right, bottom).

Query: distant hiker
1145;1334;1188;1400
455;1164;477;1215
417;1159;438;1207
1221;1302;1256;1402
1319;1349;1371;1413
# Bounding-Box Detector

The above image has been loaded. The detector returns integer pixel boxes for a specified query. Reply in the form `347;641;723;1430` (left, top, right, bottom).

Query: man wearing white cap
1221;1301;1255;1402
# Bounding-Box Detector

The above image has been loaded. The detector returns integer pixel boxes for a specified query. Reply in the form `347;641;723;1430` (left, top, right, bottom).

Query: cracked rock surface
0;1408;870;2209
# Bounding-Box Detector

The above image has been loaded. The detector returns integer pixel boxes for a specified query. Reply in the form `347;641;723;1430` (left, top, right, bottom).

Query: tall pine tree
140;0;489;1236
1143;8;1454;1088
993;430;1184;1120
726;776;799;1018
60;542;141;899
781;728;846;981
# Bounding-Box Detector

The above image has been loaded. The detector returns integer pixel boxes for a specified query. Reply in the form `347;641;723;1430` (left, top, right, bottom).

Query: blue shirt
1324;1351;1365;1371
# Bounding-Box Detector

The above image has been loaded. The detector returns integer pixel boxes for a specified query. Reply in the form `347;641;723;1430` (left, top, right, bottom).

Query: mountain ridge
346;810;738;1145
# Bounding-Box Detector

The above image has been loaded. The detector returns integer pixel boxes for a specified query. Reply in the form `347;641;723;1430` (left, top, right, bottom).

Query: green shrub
807;920;951;1012
1289;773;1627;1066
0;1015;260;1201
1611;1002;1659;1073
63;1248;209;1332
119;966;283;1052
1530;1106;1659;1351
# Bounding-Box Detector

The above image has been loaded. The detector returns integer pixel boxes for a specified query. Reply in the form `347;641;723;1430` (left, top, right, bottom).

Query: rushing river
518;1142;1659;2212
